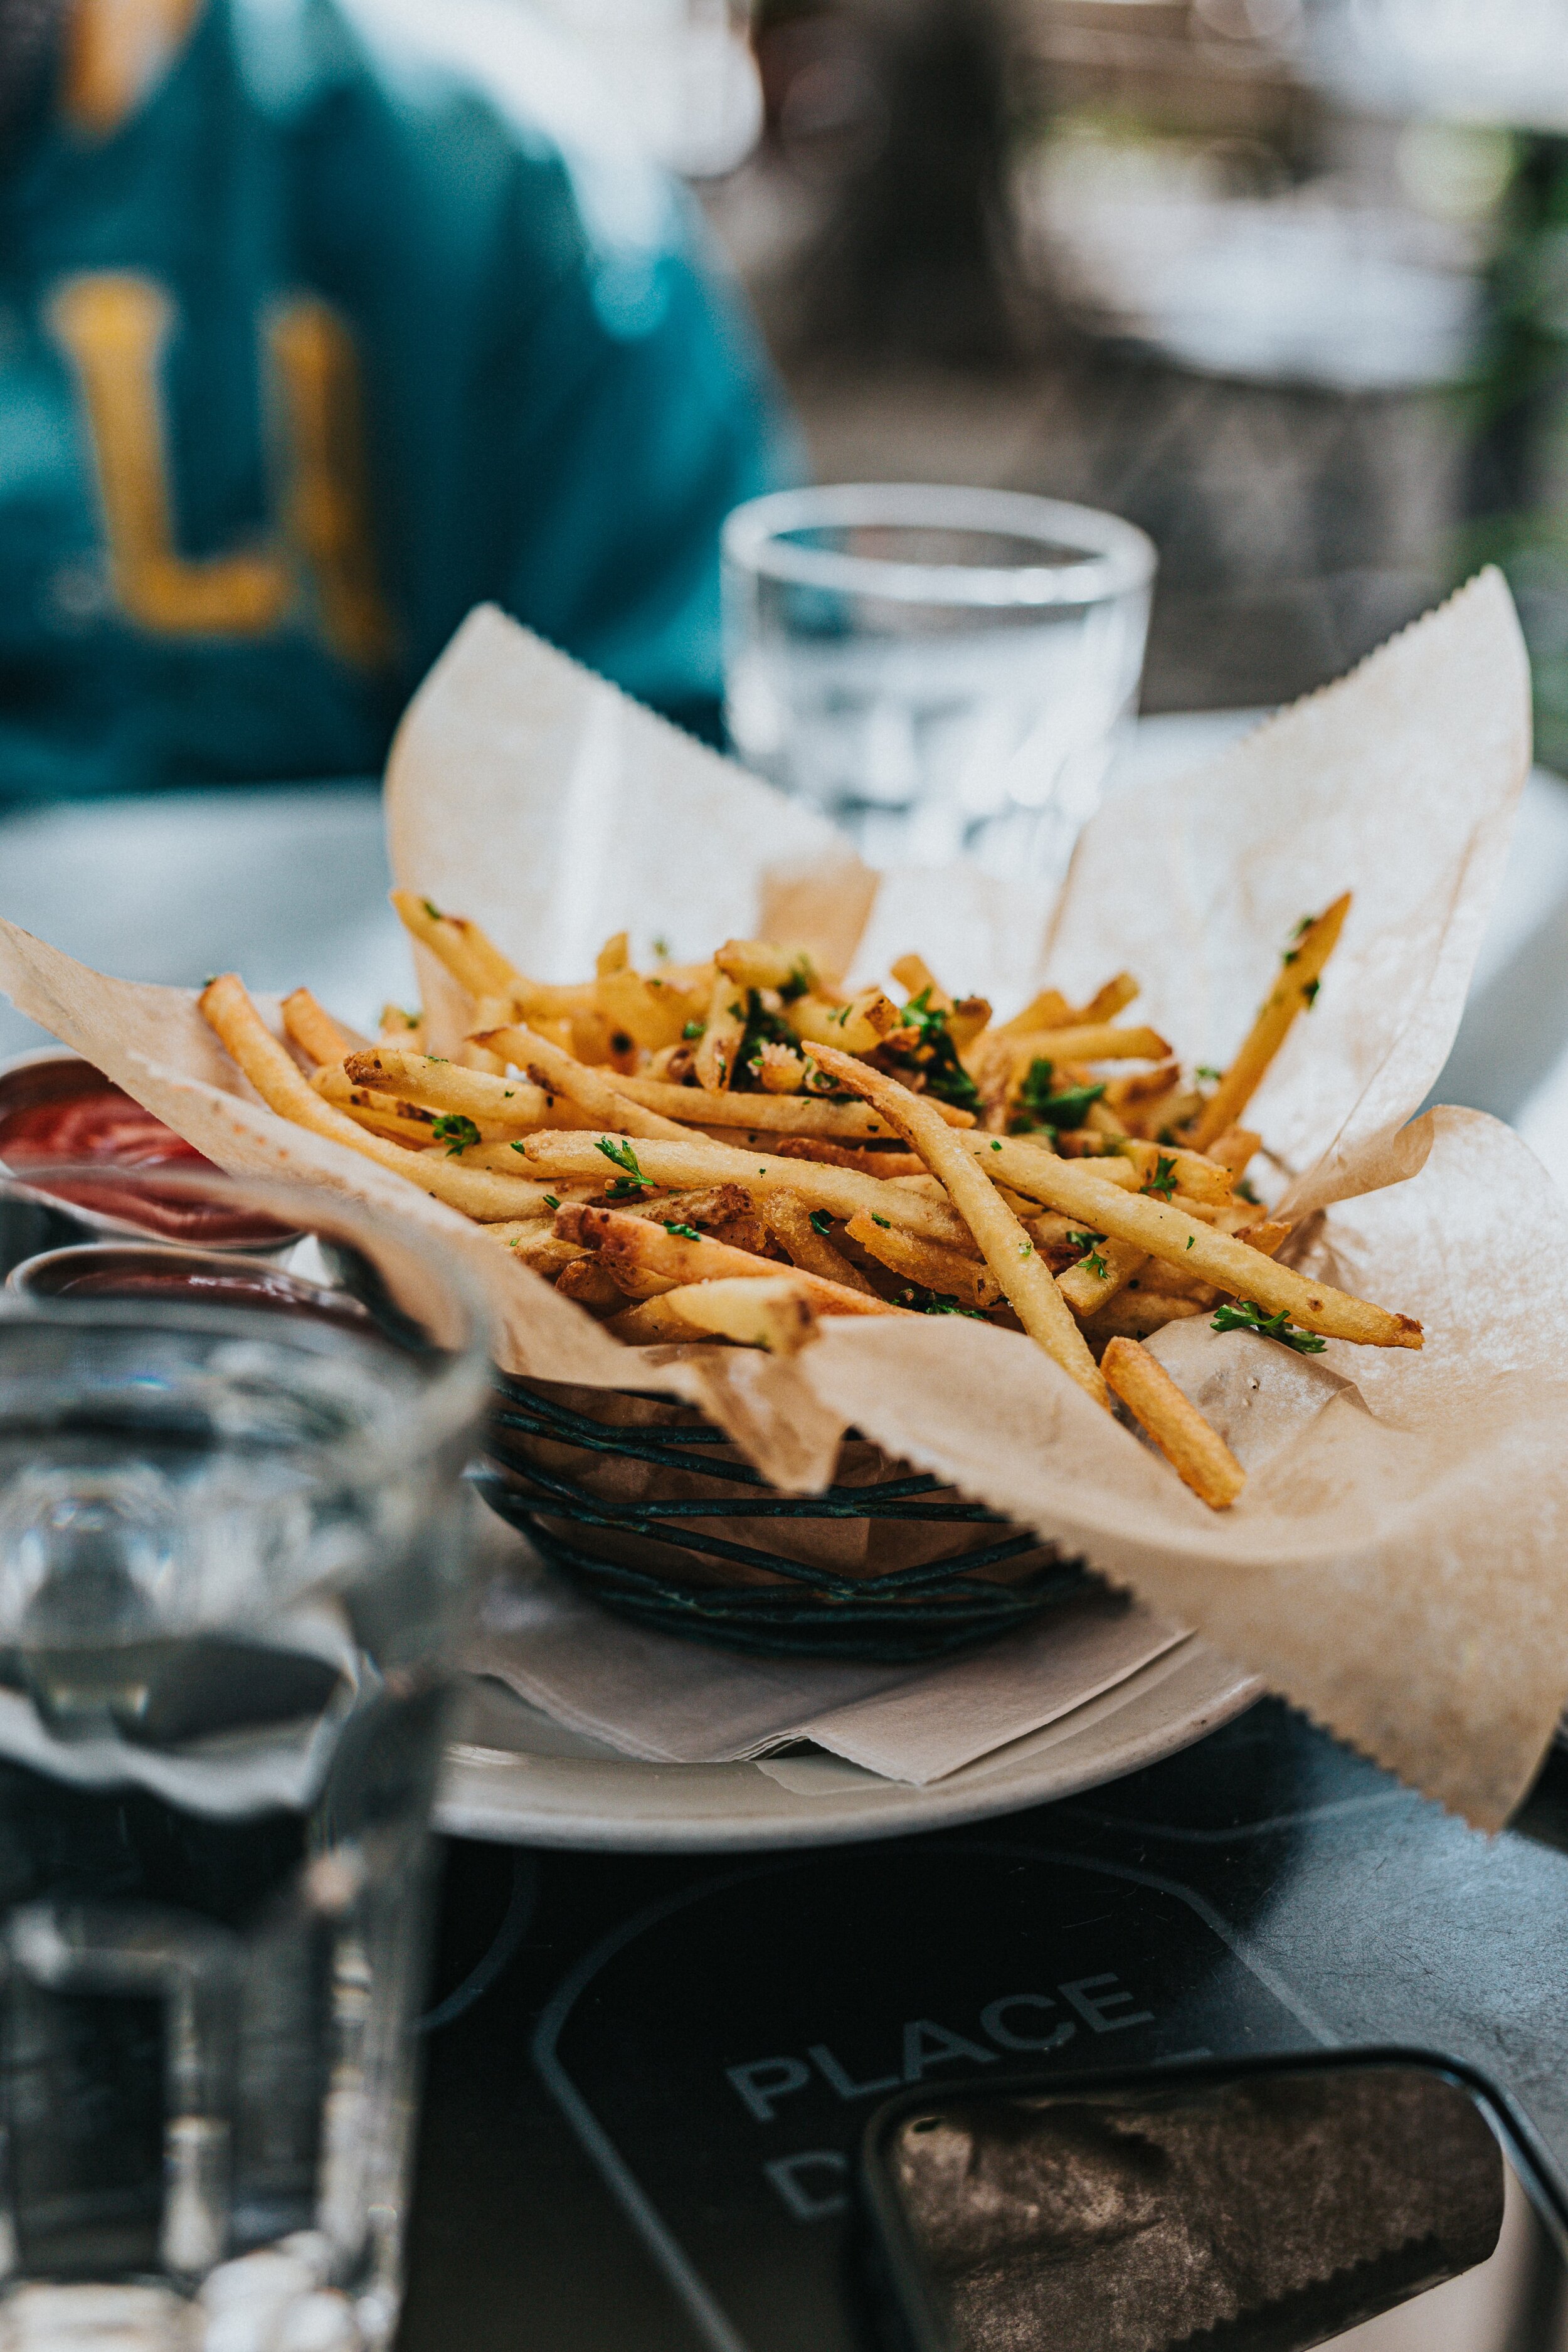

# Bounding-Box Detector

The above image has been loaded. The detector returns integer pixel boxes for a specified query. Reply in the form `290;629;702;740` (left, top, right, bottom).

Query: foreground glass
722;483;1155;881
0;1169;489;2352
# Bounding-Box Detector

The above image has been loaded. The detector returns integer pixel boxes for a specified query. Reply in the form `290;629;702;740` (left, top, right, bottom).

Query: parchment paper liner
2;566;1561;1830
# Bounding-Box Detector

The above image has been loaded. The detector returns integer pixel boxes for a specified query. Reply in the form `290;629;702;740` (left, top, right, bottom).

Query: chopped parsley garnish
1302;978;1321;1007
1186;1236;1195;1249
1236;1176;1261;1205
907;1290;986;1319
595;1136;651;1196
663;1222;701;1241
779;960;813;1003
732;990;798;1083
543;1195;560;1210
1196;1064;1221;1082
682;1018;704;1040
1011;1058;1106;1134
652;936;670;959
809;1210;833;1236
1018;1239;1034;1258
421;898;442;921
1293;912;1314;938
830;1003;852;1027
872;1213;891;1229
888;988;982;1111
1212;1300;1325;1353
432;1113;480;1156
1067;1231;1107;1278
1144;1153;1178;1202
990;1139;1002;1151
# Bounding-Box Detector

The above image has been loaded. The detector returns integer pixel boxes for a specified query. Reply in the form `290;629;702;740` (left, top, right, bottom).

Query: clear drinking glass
722;483;1156;881
0;1168;490;2352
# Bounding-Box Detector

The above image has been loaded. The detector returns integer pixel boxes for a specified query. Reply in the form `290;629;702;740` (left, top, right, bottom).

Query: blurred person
0;0;795;798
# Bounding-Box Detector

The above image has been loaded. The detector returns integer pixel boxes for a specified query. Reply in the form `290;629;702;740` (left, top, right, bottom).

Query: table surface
5;725;1568;2350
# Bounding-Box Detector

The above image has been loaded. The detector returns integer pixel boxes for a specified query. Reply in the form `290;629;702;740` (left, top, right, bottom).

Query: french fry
1007;1022;1172;1066
761;1190;881;1293
1101;1337;1245;1510
280;988;356;1067
475;1022;691;1140
945;998;992;1053
756;1042;807;1094
555;1256;628;1312
596;966;704;1054
379;1003;425;1049
715;939;817;993
1190;896;1350;1149
310;1067;438;1145
558;1204;904;1317
808;1044;1108;1407
1082;1295;1206;1343
889;954;951;1010
602;1077;934;1138
763;1136;926;1180
993;987;1073;1039
515;1131;978;1248
694;970;748;1090
844;1210;1004;1311
1057;1236;1148;1317
341;1049;552;1131
956;1135;1139;1196
1113;1138;1233;1205
389;889;520;1002
1206;1127;1262;1178
198;976;556;1221
596;931;630;979
967;1149;1419;1348
1074;972;1140;1024
607;1277;819;1355
787;988;903;1056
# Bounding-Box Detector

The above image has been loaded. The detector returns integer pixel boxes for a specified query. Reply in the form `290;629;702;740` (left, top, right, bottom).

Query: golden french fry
596;931;630;979
1206;1126;1262;1177
993;987;1074;1039
946;997;992;1053
787;988;903;1056
762;1136;926;1180
844;1210;1004;1311
755;1042;807;1093
715;939;817;993
280;988;356;1067
341;1049;552;1130
558;1204;904;1317
475;1022;691;1141
761;1192;881;1295
389;889;520;1002
1113;1138;1233;1205
889;954;951;1010
378;1002;425;1048
955;1135;1138;1196
310;1067;438;1145
603;1077;923;1139
555;1256;627;1312
1057;1235;1148;1317
1074;972;1140;1024
808;1044;1108;1407
1081;1294;1207;1342
1191;896;1351;1149
515;1131;977;1248
1008;1022;1172;1067
694;970;748;1090
1101;1337;1245;1510
198;976;554;1221
596;966;704;1054
607;1276;819;1355
969;1149;1419;1348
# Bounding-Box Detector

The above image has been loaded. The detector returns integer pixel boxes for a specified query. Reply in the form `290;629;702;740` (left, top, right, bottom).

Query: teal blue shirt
0;0;795;797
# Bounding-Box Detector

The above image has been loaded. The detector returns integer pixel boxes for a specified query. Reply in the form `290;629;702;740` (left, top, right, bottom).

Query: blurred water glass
0;1170;489;2352
722;484;1155;880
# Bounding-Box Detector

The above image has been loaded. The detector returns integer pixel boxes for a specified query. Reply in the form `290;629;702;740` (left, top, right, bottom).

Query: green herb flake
1186;1236;1195;1250
663;1222;701;1241
1144;1153;1178;1202
593;1136;650;1194
1067;1230;1108;1279
872;1214;891;1229
920;1293;985;1320
1196;1064;1222;1083
1211;1300;1326;1354
1302;978;1321;1007
682;1019;704;1040
421;899;442;921
780;960;813;1003
543;1195;560;1210
652;936;670;960
1018;1239;1034;1258
1236;1177;1261;1205
809;1210;833;1236
1012;1057;1106;1134
991;1140;1002;1151
432;1112;481;1157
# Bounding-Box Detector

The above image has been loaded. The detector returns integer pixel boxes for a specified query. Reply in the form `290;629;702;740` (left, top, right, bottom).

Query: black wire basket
477;1374;1091;1663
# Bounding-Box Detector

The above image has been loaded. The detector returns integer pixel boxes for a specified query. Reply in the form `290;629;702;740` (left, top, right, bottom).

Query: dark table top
400;1698;1568;2352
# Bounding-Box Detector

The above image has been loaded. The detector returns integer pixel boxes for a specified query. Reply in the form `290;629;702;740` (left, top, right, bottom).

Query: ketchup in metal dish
0;1084;282;1244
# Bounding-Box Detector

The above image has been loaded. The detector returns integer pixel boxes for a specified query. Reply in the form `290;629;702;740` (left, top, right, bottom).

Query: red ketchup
0;1084;283;1245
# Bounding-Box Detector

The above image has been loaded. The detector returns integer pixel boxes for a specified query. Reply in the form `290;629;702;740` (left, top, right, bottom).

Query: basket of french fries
181;875;1418;1658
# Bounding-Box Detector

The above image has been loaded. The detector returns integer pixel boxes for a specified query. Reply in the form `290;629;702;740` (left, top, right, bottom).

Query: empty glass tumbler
0;1167;490;2352
723;484;1155;880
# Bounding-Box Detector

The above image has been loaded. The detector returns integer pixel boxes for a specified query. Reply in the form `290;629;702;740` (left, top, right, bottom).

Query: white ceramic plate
435;1640;1263;1851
